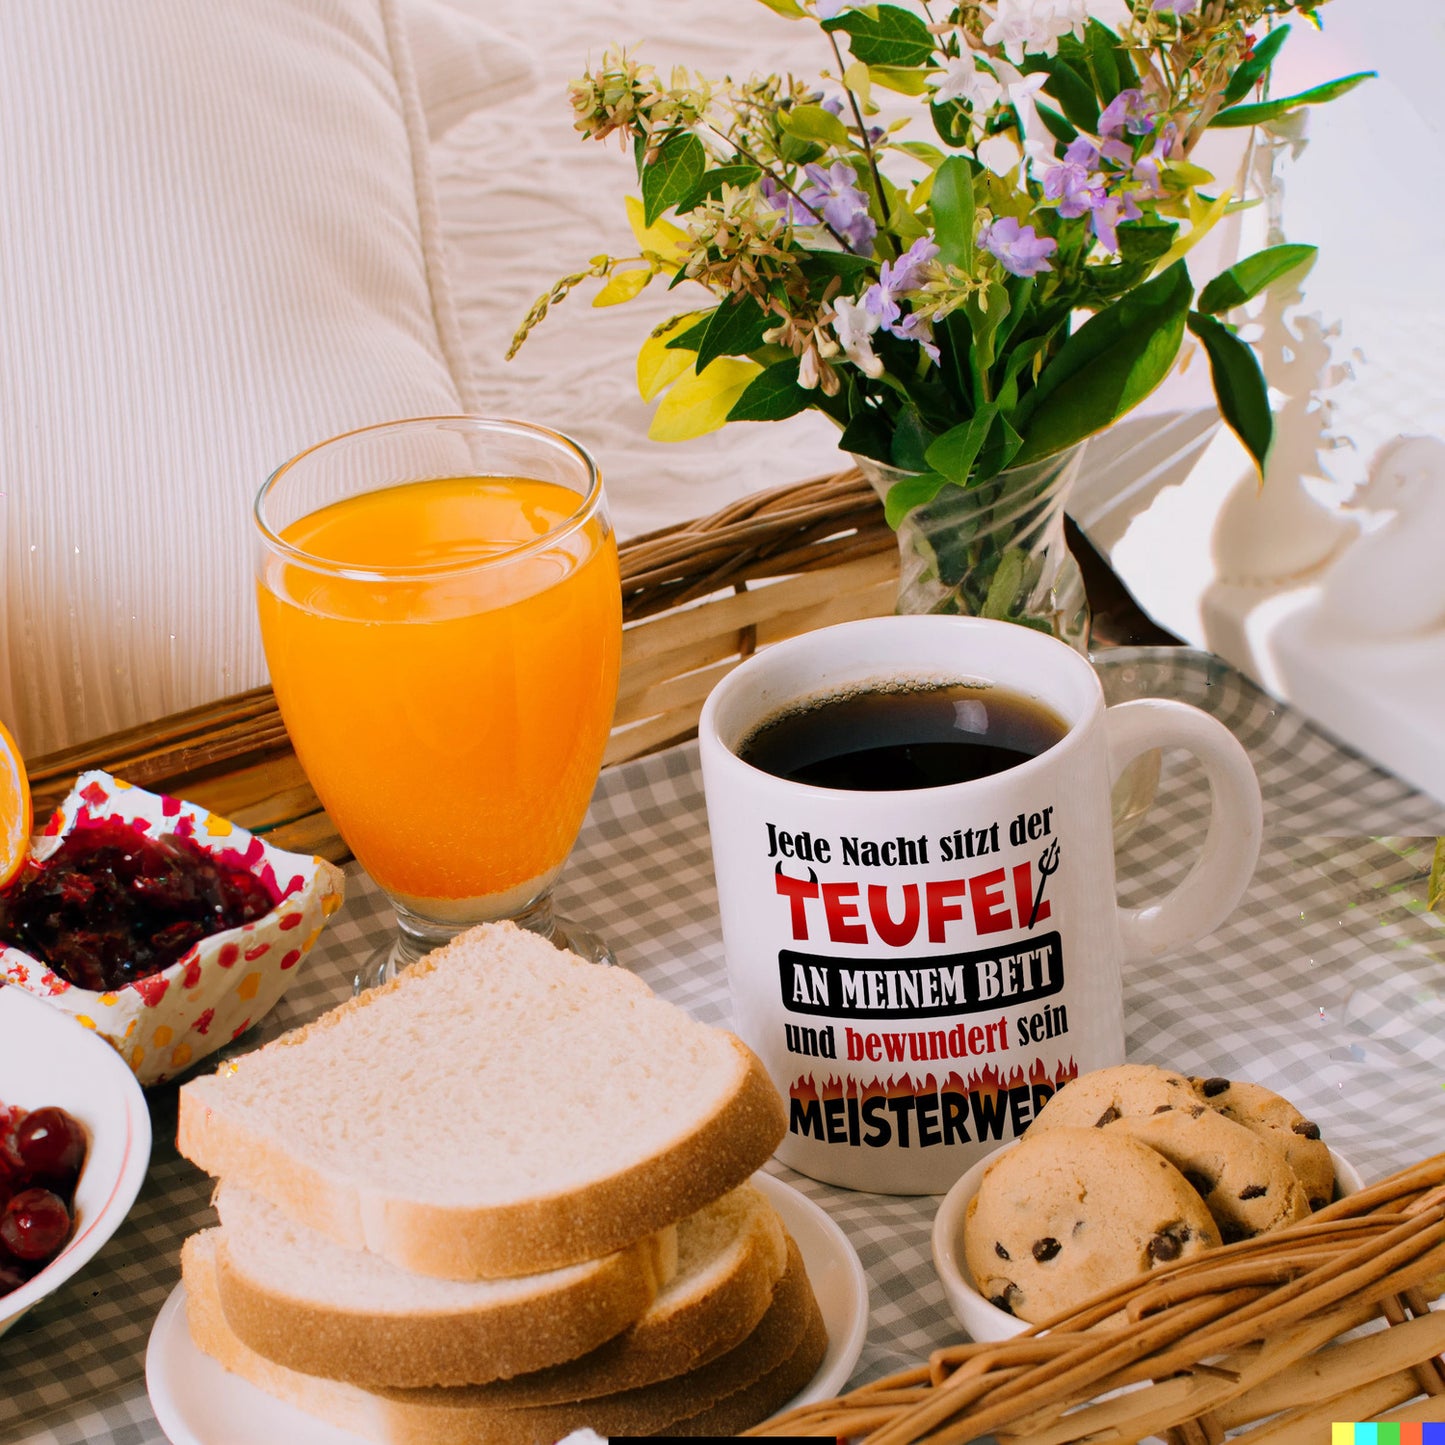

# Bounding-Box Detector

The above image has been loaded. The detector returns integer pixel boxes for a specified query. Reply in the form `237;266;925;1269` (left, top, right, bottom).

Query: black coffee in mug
737;680;1068;791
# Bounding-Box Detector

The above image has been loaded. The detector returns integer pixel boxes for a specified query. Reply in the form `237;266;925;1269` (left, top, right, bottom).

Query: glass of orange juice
254;417;622;988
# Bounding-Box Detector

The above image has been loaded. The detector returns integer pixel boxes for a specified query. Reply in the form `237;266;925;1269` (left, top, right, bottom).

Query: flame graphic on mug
790;1055;1077;1105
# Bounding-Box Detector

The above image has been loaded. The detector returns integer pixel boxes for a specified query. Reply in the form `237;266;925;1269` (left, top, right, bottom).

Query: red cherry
15;1107;86;1189
0;1187;72;1262
0;1256;31;1298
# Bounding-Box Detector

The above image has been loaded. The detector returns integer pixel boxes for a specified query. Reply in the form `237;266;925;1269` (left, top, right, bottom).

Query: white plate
0;983;152;1335
146;1171;869;1444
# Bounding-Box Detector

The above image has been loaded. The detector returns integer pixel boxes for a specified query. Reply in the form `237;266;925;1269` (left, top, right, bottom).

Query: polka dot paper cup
0;770;345;1085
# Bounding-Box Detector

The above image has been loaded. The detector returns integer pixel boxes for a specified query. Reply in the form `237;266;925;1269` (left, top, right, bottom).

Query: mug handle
1105;699;1263;964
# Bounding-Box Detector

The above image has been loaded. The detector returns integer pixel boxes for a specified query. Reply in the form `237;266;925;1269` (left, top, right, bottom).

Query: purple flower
860;280;901;330
798;161;877;254
1099;88;1157;139
1153;0;1198;13
759;176;816;226
979;216;1057;277
1131;122;1178;197
1063;135;1101;169
857;238;941;356
1042;156;1105;218
1091;191;1142;252
881;237;939;294
893;311;940;364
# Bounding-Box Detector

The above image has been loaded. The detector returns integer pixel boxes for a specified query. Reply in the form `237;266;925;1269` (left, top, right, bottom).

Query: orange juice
256;477;621;909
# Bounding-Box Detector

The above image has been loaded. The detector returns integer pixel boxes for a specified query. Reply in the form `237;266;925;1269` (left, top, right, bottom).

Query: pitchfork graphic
1027;838;1060;928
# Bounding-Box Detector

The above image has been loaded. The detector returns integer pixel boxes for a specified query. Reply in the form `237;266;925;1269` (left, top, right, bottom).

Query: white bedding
428;0;849;541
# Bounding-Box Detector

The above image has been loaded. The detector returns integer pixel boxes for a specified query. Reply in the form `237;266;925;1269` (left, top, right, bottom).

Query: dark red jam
0;819;277;991
0;1102;87;1296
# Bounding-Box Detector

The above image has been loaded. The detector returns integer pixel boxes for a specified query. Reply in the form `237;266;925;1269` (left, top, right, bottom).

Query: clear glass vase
857;442;1090;653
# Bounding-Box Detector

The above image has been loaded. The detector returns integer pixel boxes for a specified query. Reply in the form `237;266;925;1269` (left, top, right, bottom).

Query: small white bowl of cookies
931;1064;1364;1343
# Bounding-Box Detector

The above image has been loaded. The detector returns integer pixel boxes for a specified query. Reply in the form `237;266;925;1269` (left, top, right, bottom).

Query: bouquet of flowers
512;0;1367;632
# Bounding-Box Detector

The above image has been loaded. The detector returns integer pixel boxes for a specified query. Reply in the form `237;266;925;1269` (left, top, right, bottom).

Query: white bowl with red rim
0;982;152;1335
932;1138;1365;1342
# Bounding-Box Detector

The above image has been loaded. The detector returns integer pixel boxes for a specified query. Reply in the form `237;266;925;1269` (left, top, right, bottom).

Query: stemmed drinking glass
253;417;622;989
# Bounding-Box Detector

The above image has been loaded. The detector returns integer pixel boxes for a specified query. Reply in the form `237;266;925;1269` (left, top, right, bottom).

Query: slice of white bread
183;1231;827;1444
462;1181;789;1404
177;923;787;1279
212;1180;787;1389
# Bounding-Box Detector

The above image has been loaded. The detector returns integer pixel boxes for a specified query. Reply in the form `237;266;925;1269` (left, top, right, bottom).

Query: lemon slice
0;720;32;889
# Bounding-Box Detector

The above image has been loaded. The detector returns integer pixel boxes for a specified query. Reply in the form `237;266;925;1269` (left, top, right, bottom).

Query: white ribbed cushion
403;0;537;140
0;0;484;757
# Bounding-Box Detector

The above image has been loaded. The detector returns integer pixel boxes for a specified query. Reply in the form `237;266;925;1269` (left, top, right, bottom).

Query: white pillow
403;0;537;140
0;0;488;758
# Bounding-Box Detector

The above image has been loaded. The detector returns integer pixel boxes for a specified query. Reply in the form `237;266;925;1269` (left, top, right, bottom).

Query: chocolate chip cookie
1112;1107;1311;1242
962;1126;1221;1325
1193;1076;1334;1210
1030;1063;1203;1130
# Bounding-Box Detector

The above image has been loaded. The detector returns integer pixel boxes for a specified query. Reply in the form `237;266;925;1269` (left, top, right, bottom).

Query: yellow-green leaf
636;319;702;401
868;64;934;96
648;358;762;442
625;195;688;264
592;268;653;307
1155;189;1234;273
843;61;873;110
754;0;807;16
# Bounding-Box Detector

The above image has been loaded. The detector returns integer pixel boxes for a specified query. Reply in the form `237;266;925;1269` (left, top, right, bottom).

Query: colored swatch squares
1332;1424;1445;1444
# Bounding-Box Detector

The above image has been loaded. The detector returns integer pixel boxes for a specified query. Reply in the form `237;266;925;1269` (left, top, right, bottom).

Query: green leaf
1118;223;1179;266
930;101;972;148
753;0;808;15
1429;838;1445;916
889;406;934;473
895;139;946;166
822;5;936;68
964;281;1010;393
665;311;714;351
1013;260;1192;465
981;548;1028;620
674;164;762;213
1221;24;1291;107
1021;55;1099;133
924;404;999;487
929;156;975;271
1211;72;1374;128
695;294;771;372
780;103;852;149
839;406;894;465
727;357;811;422
1034;101;1077;148
1083;21;1120;103
1197;243;1317;313
868;64;933;96
641;132;707;226
974;410;1023;480
883;470;950;528
1187;311;1273;473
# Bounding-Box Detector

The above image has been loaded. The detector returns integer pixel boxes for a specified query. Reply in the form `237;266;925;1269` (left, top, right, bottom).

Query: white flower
931;55;1003;111
829;296;884;378
981;0;1088;63
977;133;1024;176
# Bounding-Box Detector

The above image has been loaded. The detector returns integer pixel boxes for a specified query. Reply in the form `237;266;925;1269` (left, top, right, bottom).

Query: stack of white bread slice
174;922;828;1442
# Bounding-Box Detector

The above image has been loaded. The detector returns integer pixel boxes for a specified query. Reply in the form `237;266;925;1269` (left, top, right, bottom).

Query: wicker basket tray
754;1155;1445;1443
23;467;898;859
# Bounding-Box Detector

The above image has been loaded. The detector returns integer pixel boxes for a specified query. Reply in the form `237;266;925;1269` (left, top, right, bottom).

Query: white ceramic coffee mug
698;616;1263;1194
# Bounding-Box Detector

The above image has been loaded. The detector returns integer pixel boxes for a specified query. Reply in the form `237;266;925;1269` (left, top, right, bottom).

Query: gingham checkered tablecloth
5;647;1444;1445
